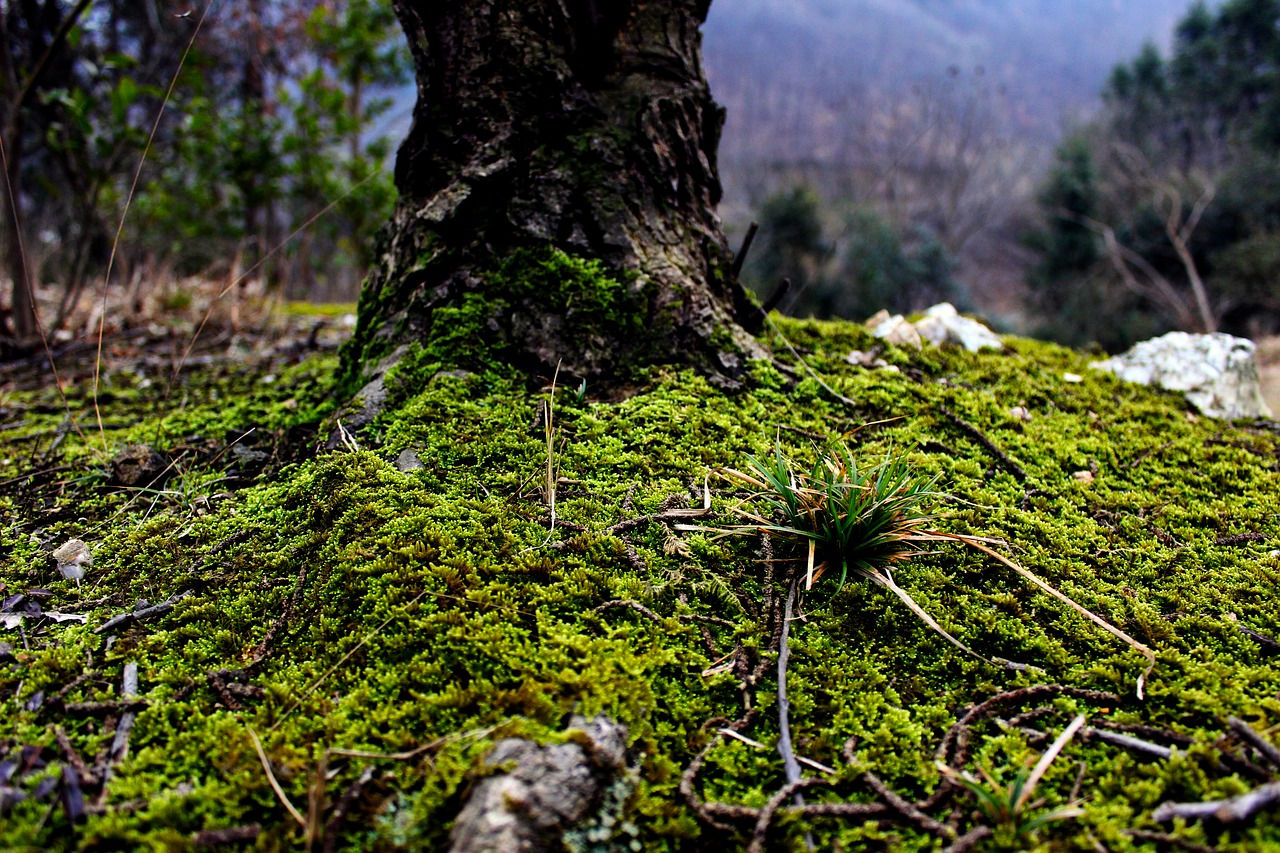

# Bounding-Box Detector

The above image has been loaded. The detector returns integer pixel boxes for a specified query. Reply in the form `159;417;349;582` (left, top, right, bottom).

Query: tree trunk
342;0;762;390
3;118;37;346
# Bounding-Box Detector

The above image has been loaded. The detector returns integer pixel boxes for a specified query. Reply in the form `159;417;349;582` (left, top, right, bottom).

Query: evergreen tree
747;185;831;310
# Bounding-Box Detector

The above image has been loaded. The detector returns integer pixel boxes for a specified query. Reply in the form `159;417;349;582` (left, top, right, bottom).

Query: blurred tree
0;0;410;347
0;0;93;349
747;185;831;309
747;186;965;323
1028;0;1280;344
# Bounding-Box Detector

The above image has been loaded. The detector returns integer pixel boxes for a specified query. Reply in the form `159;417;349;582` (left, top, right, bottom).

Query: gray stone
449;716;629;853
394;449;424;473
1090;332;1273;420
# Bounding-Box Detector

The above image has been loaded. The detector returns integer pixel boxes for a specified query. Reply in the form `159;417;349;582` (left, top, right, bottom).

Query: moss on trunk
341;0;763;394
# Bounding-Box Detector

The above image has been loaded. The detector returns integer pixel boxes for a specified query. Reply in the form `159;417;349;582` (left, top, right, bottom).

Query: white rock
1090;332;1272;419
866;304;1001;352
845;350;891;369
913;303;1004;352
866;312;922;349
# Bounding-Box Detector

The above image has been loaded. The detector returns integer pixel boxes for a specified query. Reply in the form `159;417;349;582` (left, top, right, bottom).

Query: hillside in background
705;0;1193;165
703;0;1199;324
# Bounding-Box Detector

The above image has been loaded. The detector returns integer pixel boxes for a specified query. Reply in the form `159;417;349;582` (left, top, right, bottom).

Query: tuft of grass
723;442;941;590
719;442;1156;690
938;713;1087;842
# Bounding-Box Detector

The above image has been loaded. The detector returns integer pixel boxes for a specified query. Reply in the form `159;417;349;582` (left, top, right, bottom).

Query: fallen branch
1236;622;1280;655
1082;727;1172;760
941;826;993;853
1124;829;1218;853
1228;716;1280;772
63;699;148;716
863;771;953;839
322;766;376;853
99;661;139;795
938;405;1028;482
592;599;666;625
192;825;262;847
774;578;815;850
95;590;192;635
56;725;98;787
1214;533;1266;547
603;503;712;536
746;778;827;853
1153;781;1280;826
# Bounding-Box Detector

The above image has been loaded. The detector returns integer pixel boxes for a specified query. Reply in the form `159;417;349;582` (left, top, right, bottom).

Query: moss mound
1;318;1279;851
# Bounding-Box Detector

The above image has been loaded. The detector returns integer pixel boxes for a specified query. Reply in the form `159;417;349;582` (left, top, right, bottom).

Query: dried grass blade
805;539;816;590
248;728;306;828
1017;713;1086;813
863;568;1005;667
941;532;1156;697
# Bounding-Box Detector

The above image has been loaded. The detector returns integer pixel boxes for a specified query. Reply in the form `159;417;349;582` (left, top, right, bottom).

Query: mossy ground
1;317;1279;851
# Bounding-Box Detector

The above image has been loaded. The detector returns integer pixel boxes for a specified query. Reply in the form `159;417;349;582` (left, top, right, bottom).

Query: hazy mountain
701;0;1203;318
704;0;1197;157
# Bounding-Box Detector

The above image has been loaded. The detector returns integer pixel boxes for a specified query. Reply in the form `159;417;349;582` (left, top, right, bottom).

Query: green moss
2;317;1279;850
343;246;650;393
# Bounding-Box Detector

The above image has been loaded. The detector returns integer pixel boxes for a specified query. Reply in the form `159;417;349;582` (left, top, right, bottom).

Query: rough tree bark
341;0;763;391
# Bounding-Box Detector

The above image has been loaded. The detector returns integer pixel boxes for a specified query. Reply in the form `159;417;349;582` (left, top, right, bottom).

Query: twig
759;277;791;315
776;582;809;770
863;772;953;838
678;613;737;628
680;708;761;831
56;725;98;787
592;599;666;625
761;312;860;409
1152;781;1280;825
936;534;1155;698
1123;829;1218;853
270;589;428;730
95;590;193;634
1236;622;1280;655
1147;522;1182;549
746;778;826;853
1214;533;1266;547
942;825;993;853
1082;727;1172;760
63;699;148;716
603;506;711;536
938;404;1028;482
1128;441;1173;469
99;661;139;795
322;766;376;853
1228;716;1280;771
327;727;493;763
193;825;262;847
247;728;306;828
678;591;721;659
935;685;1119;771
731;222;758;280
